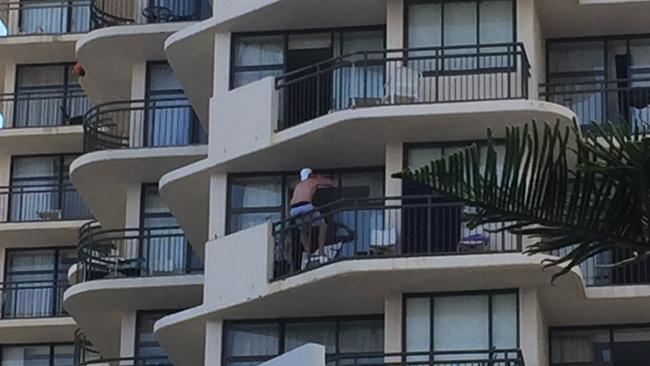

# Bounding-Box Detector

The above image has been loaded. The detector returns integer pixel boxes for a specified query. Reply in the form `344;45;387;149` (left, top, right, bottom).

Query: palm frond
393;120;650;280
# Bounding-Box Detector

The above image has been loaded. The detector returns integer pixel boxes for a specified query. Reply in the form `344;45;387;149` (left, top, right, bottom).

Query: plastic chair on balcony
384;63;422;104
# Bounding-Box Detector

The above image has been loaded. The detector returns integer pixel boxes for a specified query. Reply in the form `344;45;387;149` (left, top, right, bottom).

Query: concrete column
384;292;403;353
519;287;547;366
3;64;15;94
129;61;147;147
386;0;404;49
124;183;142;229
213;33;232;97
205;320;224;366
516;0;544;99
209;173;228;239
120;311;138;358
385;142;403;197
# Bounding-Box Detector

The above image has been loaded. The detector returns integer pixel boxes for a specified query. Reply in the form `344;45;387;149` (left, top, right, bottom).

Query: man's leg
299;227;311;256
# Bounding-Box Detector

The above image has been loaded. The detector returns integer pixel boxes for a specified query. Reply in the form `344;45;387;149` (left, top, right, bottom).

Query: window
546;35;650;127
551;325;650;365
13;64;89;128
136;311;173;364
139;185;203;275
231;28;385;89
223;317;384;366
406;0;514;48
404;291;518;361
17;1;90;35
227;169;384;234
1;344;73;366
3;248;74;318
8;155;89;222
145;62;205;147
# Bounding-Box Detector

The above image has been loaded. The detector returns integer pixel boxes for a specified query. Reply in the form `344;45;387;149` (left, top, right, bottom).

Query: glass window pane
6;249;56;275
143;186;171;215
548;41;604;74
443;1;477;47
479;0;513;44
226;323;280;357
230;212;282;233
551;329;611;364
12;156;59;181
288;34;331;50
339;319;384;353
613;327;650;342
235;36;285;67
407;147;443;170
433;295;489;352
407;3;441;48
148;63;183;92
405;297;430;352
136;312;170;360
340;172;384;198
233;69;283;89
230;176;282;209
491;293;518;349
2;345;50;366
53;345;74;366
17;65;65;88
285;322;336;353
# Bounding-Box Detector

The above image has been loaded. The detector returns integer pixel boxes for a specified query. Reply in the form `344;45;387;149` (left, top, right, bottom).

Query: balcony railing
0;184;92;222
326;350;525;366
77;221;203;283
540;78;650;129
90;0;206;29
275;43;530;130
0;0;91;36
272;196;522;279
0;90;91;128
74;331;171;366
83;98;207;152
0;280;68;319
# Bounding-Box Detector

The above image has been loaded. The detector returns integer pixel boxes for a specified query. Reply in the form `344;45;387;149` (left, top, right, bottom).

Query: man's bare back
291;175;334;205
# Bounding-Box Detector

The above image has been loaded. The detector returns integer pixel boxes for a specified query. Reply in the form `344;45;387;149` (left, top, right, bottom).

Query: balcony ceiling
76;23;192;105
0;126;83;155
70;146;207;231
0;34;78;64
166;0;387;134
538;0;650;38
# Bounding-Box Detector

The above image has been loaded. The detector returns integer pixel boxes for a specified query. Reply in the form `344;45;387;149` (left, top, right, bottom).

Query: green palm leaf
393;120;650;280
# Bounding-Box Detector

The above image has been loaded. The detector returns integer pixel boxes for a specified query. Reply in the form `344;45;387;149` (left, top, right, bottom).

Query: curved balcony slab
0;34;79;64
70;145;207;230
159;158;211;254
0;125;83;155
0;317;76;344
165;0;386;130
63;274;203;359
0;220;88;247
210;79;578;173
76;22;194;104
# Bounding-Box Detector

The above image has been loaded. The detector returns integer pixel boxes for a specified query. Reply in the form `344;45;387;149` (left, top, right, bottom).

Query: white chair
384;64;422;104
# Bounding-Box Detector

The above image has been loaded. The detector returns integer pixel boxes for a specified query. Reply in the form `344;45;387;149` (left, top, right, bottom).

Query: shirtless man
290;168;334;261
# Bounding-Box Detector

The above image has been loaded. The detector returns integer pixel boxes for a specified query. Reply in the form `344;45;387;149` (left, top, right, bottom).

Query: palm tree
393;121;650;279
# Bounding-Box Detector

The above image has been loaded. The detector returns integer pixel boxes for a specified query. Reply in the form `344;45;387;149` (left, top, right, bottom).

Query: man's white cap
300;168;312;181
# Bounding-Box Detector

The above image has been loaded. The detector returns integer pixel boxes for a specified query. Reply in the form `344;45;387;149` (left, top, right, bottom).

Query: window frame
549;323;650;366
134;310;175;362
0;342;75;366
225;167;385;235
401;289;520;355
229;25;387;90
222;314;385;366
2;246;75;318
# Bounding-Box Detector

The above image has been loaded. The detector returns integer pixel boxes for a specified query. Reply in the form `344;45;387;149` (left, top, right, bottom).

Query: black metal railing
552;247;650;287
0;184;92;222
0;89;91;128
0;0;91;36
77;221;203;283
74;331;172;366
90;0;206;29
326;350;525;366
83;98;207;152
272;196;522;279
540;78;650;129
275;43;530;130
0;280;68;319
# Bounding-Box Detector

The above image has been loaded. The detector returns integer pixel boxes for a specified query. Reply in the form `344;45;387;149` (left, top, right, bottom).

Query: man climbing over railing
290;168;334;266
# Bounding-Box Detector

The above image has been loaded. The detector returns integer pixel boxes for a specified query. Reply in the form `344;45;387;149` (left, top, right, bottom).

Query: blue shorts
290;203;324;226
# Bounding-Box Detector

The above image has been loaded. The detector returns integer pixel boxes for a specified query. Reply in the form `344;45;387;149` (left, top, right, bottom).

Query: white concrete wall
205;320;224;366
120;311;137;358
520;287;547;366
209;77;277;165
260;344;325;366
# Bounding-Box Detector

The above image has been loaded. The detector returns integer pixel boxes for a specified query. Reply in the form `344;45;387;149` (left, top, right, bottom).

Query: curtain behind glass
15;65;65;128
10;156;60;221
20;1;66;34
1;345;51;366
4;250;56;318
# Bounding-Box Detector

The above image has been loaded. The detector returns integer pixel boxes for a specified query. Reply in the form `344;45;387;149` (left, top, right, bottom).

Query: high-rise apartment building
1;1;650;366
